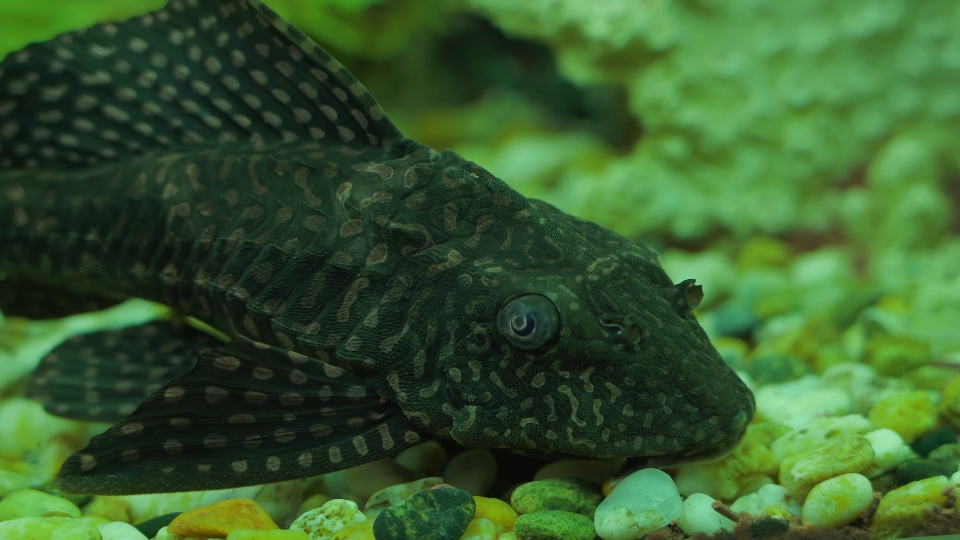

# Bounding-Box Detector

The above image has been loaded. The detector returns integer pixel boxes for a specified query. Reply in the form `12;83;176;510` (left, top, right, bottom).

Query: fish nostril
599;314;643;348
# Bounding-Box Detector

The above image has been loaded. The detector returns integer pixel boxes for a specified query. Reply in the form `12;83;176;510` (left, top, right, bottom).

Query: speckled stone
372;486;475;540
800;473;874;528
330;518;374;540
289;499;366;539
0;488;82;520
168;498;279;537
363;477;444;519
513;510;596;540
0;516;101;539
510;479;603;519
133;512;180;538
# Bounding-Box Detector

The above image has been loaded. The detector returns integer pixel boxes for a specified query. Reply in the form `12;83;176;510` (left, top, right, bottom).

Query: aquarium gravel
2;0;960;539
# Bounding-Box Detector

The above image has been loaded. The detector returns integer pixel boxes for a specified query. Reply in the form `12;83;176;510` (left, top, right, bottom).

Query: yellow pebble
330;518;374;540
458;517;496;540
472;496;517;535
168;498;278;537
83;496;132;523
226;529;309;540
77;516;111;527
297;493;331;515
868;390;936;444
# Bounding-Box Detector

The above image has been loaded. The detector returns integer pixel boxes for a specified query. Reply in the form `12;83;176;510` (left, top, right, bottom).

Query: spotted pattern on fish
0;0;754;494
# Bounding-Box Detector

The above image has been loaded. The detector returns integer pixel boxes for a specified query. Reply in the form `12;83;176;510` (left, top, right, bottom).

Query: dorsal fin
0;0;403;170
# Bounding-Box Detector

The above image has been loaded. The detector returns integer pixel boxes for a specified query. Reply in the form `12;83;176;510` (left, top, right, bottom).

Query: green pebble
0;516;100;540
910;427;957;458
928;443;960;472
894;459;953;484
745;352;809;385
0;489;82;521
513;511;596;540
134;511;181;538
372;486;475;540
510;478;602;519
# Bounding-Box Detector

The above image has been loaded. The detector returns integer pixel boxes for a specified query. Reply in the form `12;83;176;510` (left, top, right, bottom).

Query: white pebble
861;428;916;477
801;473;874;527
675;493;734;536
594;469;683;540
290;498;366;540
99;521;148;540
769;414;871;463
755;375;851;429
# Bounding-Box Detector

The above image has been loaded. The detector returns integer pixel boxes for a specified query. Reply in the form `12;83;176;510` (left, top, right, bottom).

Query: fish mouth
645;406;752;467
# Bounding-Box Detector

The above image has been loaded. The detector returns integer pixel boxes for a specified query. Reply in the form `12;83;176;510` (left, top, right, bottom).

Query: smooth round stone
513;510;596;540
911;426;958;457
0;516;101;540
289;499;365;538
862;428;914;476
873;475;951;539
443;449;498;496
510;479;603;518
458;517;497;540
746;352;809;385
473;496;518;536
0;488;82;520
894;459;952;484
778;435;875;500
533;459;624;486
594;469;682;540
255;480;304;527
133;512;180;538
226;530;310;540
801;473;873;528
347;458;417;502
394;442;448;477
867;390;937;444
98;521;148;540
927;442;960;471
168;498;278;537
675;493;734;536
372;486;475;540
84;497;132;523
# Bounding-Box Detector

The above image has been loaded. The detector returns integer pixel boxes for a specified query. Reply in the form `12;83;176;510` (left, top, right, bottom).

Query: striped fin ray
56;336;428;495
0;0;403;171
25;321;221;423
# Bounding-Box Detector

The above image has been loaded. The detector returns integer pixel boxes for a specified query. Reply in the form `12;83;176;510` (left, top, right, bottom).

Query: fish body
0;0;754;494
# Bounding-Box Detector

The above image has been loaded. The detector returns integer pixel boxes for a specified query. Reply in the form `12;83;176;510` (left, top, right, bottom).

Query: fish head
437;192;755;465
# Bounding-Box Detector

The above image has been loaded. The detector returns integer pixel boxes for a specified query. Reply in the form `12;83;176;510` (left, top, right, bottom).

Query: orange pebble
168;498;279;537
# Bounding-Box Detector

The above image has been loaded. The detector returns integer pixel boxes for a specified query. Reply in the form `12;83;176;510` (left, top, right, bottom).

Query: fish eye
497;294;560;350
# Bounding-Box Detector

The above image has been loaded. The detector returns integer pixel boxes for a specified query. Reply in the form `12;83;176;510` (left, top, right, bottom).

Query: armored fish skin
0;0;754;494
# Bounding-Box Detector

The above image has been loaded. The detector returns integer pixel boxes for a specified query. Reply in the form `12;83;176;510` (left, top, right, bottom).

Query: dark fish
0;0;754;495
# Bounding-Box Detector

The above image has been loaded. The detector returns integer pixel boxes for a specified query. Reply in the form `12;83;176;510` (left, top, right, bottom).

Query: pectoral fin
57;336;429;495
25;320;220;423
